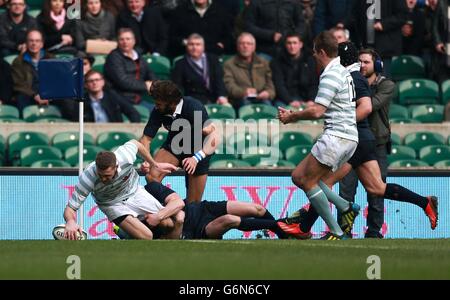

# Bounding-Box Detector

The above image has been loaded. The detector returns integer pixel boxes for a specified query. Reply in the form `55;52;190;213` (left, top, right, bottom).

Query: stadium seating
27;0;44;9
3;54;18;65
390;55;426;81
272;131;313;152
143;55;171;80
92;55;106;73
64;145;105;166
389;104;409;119
7;131;50;163
27;9;41;18
218;55;234;65
390;118;421;124
150;131;168;155
389;160;429;168
134;105;151;122
403;132;445;151
391;132;402;145
388;145;417;164
419;145;450;166
0;105;20;120
210;159;252;169
31;159;71;168
238;104;278;121
97;132;136;151
51;132;95;152
241;146;280;166
20;145;63;167
0;135;5;164
256;160;296;168
34;118;70;123
434;160;450;168
55;53;75;59
285;145;312;165
398;79;439;105
227;131;269;153
441;79;450;105
205;104;236;119
409;105;444;123
22;105;63;122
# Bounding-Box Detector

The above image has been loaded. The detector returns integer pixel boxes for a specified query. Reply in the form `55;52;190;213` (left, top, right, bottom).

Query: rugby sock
319;181;350;213
115;228;133;240
301;206;320;233
259;210;275;220
307;186;343;236
384;184;428;209
238;218;287;239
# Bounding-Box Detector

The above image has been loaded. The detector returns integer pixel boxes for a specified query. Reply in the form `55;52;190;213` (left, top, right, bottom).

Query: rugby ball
52;224;88;240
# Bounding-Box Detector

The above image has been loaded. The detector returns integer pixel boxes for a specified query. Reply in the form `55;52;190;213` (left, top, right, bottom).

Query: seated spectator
171;33;229;106
75;0;116;52
83;70;141;122
116;0;168;55
0;58;13;104
36;0;78;55
104;28;156;108
331;26;349;44
431;0;450;83
11;29;52;115
245;0;305;57
0;0;37;57
223;32;275;109
402;0;425;56
79;53;95;75
270;33;318;109
168;0;234;58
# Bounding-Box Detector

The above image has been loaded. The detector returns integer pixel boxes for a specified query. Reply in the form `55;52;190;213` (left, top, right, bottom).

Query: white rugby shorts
311;133;358;172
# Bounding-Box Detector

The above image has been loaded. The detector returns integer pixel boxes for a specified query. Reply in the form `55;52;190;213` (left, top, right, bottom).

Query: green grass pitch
0;239;449;280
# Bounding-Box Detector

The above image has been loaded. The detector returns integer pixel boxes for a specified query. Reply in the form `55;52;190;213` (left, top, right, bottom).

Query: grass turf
0;239;449;280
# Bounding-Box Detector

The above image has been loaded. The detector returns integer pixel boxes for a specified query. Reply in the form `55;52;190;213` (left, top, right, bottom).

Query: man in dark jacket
346;0;407;76
0;0;37;57
168;0;233;58
116;0;168;55
245;0;305;57
313;0;354;36
171;33;228;105
84;70;140;123
0;58;13;105
432;0;450;83
104;28;157;108
270;32;318;108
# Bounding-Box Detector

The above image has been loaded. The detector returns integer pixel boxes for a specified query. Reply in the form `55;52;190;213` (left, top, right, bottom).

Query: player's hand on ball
64;220;84;240
182;157;198;175
278;107;294;124
154;162;178;174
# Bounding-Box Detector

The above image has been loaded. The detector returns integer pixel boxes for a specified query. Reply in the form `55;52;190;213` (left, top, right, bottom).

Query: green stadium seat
434;160;450;168
3;54;18;65
92;55;106;73
7;131;49;163
285;145;312;165
20;145;62;167
238;104;278;121
0;118;22;123
391;132;401;145
441;79;450;105
27;9;41;17
172;55;183;67
218;55;234;65
256;159;296;168
0;135;5;157
391;55;426;81
31;159;71;168
388;145;416;164
205;104;236;119
52;132;95;152
404;132;445;151
134;104;151;122
210;159;252;169
389;160;429;168
150;131;168;155
241;146;280;166
97;132;136;151
226;131;269;153
22;105;62;122
272;131;314;152
34;117;70;123
390;118;421;124
27;0;44;9
143;55;171;79
419;145;450;166
409;105;444;123
0;105;20;120
398;79;439;105
65;145;105;166
389;104;409;119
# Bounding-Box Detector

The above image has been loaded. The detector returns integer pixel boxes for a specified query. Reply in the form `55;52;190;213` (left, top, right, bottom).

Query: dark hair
313;31;338;58
95;151;116;170
117;27;135;39
85;69;103;80
338;42;359;67
285;32;303;42
41;0;69;27
359;48;383;74
149;80;183;104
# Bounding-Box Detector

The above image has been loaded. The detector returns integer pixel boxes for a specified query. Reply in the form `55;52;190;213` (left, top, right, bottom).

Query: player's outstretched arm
131;139;178;174
146;193;185;227
63;206;83;240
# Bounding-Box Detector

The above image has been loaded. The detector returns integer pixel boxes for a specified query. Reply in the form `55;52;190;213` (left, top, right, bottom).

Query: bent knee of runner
291;172;312;190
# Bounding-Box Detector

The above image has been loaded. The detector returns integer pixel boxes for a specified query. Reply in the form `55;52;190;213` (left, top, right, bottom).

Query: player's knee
254;204;266;217
292;173;307;190
139;230;153;240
